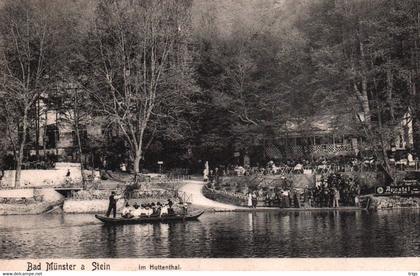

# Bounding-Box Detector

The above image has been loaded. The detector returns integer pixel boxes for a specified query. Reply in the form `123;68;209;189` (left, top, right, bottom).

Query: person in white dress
160;205;169;216
121;203;133;218
131;203;142;217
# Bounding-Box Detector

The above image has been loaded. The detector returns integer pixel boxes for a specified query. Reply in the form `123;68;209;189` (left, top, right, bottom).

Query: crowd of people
305;173;361;208
204;158;365;208
250;189;302;208
205;149;418;180
227;175;361;208
105;191;187;218
120;199;183;218
205;157;362;180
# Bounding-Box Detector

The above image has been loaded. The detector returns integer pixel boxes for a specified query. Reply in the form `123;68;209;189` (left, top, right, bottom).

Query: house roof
277;113;360;137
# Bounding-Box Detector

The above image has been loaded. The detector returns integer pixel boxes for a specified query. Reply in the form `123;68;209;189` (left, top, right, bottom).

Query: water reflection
103;226;117;257
1;210;420;258
248;213;253;232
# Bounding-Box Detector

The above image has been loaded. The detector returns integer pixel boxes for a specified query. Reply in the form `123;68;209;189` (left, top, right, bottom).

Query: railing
21;161;55;170
175;190;193;204
284;143;354;157
310;143;353;154
155;174;191;183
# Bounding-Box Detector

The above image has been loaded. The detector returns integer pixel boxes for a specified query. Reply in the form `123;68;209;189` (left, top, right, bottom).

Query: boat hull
95;210;204;225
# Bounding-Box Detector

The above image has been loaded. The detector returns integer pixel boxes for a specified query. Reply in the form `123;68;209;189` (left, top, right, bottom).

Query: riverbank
181;179;420;212
0;188;64;215
2;178;420;215
178;180;367;212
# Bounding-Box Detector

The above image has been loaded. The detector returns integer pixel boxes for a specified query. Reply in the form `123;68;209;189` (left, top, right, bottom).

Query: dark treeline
0;0;419;186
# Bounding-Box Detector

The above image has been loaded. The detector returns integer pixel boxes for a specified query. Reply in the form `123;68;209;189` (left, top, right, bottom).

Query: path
179;180;244;210
179;179;367;212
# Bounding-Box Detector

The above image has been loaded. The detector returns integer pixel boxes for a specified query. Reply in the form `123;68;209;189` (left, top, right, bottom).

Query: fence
175;190;193;204
233;160;420;179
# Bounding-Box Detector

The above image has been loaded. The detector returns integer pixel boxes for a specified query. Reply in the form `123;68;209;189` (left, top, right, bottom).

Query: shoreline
2;204;419;216
2;201;420;216
1;179;420;215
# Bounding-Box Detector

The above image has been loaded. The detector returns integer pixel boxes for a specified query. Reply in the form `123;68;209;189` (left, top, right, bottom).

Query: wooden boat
95;210;204;225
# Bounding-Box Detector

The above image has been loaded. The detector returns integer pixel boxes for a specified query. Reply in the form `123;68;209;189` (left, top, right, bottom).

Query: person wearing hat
106;191;122;218
181;202;188;216
151;202;158;216
131;202;141;217
156;202;162;216
121;202;133;218
145;205;152;216
167;199;174;215
160;203;169;217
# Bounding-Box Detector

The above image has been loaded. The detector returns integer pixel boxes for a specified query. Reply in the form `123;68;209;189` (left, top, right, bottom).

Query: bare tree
0;0;53;187
54;80;93;188
0;0;79;187
90;0;196;178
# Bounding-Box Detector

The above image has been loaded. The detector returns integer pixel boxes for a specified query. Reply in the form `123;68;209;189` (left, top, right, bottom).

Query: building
264;113;362;161
26;88;103;164
263;110;415;161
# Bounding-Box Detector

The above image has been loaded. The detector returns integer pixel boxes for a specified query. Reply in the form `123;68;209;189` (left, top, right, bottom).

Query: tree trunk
75;125;87;189
353;82;371;129
386;68;395;122
361;86;371;128
375;89;394;183
35;96;40;160
359;42;371;129
413;75;420;157
15;110;28;188
43;102;48;160
133;150;141;179
133;127;146;182
411;14;420;158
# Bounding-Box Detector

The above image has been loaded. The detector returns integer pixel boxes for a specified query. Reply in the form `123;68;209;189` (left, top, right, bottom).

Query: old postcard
0;0;420;273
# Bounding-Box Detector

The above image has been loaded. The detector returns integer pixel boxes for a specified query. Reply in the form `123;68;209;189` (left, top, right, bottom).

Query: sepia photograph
0;0;420;271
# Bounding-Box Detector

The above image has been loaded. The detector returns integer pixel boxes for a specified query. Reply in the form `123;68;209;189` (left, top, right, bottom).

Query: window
72;127;88;147
45;124;59;149
334;135;343;144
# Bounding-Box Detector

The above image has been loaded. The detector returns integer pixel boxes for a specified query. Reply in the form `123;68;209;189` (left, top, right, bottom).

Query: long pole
36;93;40;161
55;85;59;156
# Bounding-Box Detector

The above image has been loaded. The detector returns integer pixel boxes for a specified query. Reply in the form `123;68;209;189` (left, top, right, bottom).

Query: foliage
0;0;420;178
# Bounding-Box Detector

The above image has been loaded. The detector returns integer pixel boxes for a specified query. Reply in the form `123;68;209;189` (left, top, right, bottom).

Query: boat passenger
121;202;133;218
167;199;174;215
160;204;169;216
145;206;153;216
131;203;142;217
150;203;157;216
182;202;188;216
155;202;162;216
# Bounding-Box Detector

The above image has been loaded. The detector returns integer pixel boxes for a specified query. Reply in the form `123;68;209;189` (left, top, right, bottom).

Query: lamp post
157;161;163;174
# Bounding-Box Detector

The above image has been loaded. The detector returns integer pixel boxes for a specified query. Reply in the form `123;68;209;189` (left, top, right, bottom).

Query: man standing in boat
106;191;122;218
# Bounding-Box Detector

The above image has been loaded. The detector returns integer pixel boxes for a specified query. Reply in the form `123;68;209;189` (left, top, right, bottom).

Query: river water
1;209;420;258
